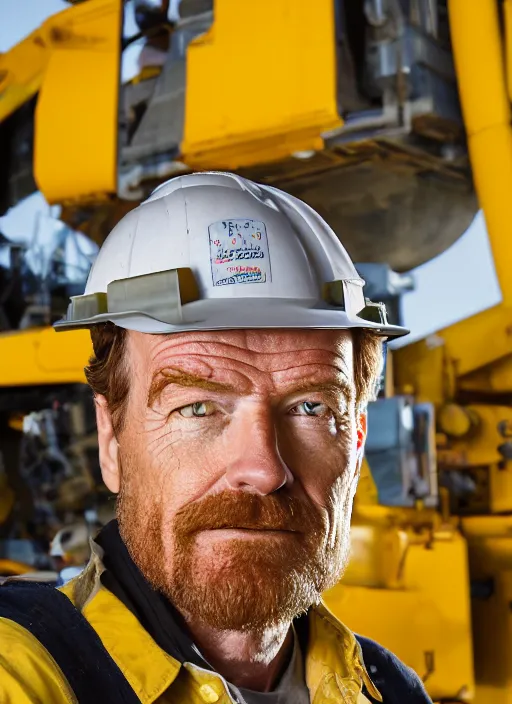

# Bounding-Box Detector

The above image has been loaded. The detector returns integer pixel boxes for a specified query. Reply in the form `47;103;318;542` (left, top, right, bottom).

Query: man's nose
223;405;292;495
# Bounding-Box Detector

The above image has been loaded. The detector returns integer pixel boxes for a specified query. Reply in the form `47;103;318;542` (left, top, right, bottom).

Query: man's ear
95;395;120;494
349;411;368;501
356;410;367;460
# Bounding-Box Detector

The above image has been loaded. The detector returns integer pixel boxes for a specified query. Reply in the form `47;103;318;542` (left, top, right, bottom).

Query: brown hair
85;324;383;434
85;323;129;435
352;328;385;408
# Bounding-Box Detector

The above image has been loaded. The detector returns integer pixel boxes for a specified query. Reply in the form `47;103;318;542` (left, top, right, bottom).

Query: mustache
173;491;324;536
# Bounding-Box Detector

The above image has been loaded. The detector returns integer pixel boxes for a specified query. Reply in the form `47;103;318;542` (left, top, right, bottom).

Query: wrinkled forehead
126;328;354;379
128;327;353;357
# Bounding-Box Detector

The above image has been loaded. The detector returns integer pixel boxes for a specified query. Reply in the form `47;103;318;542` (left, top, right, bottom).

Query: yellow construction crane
0;0;476;266
326;4;512;703
1;1;512;702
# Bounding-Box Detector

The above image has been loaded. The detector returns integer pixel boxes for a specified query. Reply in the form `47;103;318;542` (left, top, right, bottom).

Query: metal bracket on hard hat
64;268;200;326
357;300;389;326
322;281;389;327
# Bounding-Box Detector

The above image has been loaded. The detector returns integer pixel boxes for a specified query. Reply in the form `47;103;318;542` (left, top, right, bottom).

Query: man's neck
182;615;293;691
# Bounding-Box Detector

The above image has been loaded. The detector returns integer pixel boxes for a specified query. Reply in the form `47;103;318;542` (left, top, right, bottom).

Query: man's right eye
290;401;329;417
178;402;213;418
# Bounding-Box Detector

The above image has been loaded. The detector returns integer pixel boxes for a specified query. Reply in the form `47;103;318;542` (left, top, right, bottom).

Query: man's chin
165;547;327;632
170;572;320;632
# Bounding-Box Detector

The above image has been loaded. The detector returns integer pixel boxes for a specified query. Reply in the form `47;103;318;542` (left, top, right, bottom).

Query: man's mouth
204;526;298;534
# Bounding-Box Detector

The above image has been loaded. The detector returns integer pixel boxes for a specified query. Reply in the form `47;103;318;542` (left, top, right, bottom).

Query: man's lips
201;526;298;534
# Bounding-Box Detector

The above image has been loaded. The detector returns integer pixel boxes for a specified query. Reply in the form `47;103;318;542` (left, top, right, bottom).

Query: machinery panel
0;328;90;387
325;529;474;702
34;0;122;203
181;0;342;168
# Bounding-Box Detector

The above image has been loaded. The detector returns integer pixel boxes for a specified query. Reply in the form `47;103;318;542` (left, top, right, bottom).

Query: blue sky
0;1;67;51
0;2;502;346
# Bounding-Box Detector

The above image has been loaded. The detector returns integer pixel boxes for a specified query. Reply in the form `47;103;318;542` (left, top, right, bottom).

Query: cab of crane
0;0;476;277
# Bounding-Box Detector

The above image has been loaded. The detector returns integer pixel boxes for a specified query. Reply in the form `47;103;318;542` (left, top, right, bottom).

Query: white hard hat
55;172;408;337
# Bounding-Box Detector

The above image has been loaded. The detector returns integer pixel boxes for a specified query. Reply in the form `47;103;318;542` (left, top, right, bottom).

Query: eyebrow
147;369;236;407
147;370;353;408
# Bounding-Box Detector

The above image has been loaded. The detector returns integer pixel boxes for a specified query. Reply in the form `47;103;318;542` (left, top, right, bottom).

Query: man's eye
178;402;213;418
291;402;328;417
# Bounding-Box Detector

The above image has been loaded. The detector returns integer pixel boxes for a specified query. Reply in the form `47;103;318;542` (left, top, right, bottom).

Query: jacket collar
306;603;382;702
61;541;382;703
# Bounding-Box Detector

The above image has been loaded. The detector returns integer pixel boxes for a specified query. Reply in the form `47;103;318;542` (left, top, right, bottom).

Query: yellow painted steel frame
2;0;341;201
324;462;475;702
449;0;512;310
0;328;90;387
34;0;122;203
325;527;474;702
505;0;512;104
397;1;512;392
0;0;121;204
0;29;49;122
462;516;512;704
182;0;342;169
393;5;512;702
0;560;34;576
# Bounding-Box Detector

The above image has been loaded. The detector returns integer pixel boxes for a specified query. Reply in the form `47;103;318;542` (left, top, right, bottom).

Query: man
0;173;431;703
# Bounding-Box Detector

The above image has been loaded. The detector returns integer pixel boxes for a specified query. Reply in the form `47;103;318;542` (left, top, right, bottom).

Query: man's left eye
178;402;214;418
290;402;328;417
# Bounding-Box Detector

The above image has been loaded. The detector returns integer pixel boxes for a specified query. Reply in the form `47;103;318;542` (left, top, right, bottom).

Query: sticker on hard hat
209;219;272;287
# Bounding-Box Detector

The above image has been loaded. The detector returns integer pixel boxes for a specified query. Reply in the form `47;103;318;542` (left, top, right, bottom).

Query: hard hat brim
55;298;409;338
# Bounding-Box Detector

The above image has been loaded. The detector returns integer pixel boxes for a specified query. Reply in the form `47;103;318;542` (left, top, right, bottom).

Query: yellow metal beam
34;0;122;203
0;328;91;387
397;2;512;388
459;353;512;394
182;0;342;169
0;29;49;123
325;529;475;701
395;304;512;392
0;560;34;576
462;515;512;702
0;24;54;122
505;0;512;103
449;0;512;307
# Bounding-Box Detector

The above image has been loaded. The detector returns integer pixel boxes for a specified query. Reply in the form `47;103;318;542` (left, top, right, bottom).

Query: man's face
96;329;366;631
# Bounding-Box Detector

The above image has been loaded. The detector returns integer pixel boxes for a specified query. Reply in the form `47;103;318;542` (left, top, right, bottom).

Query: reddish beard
117;487;347;631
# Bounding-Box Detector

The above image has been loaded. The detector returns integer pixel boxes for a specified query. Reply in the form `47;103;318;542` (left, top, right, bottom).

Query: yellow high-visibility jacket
0;552;382;703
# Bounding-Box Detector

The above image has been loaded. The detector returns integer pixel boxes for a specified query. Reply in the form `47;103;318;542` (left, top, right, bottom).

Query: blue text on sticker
208;219;272;287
